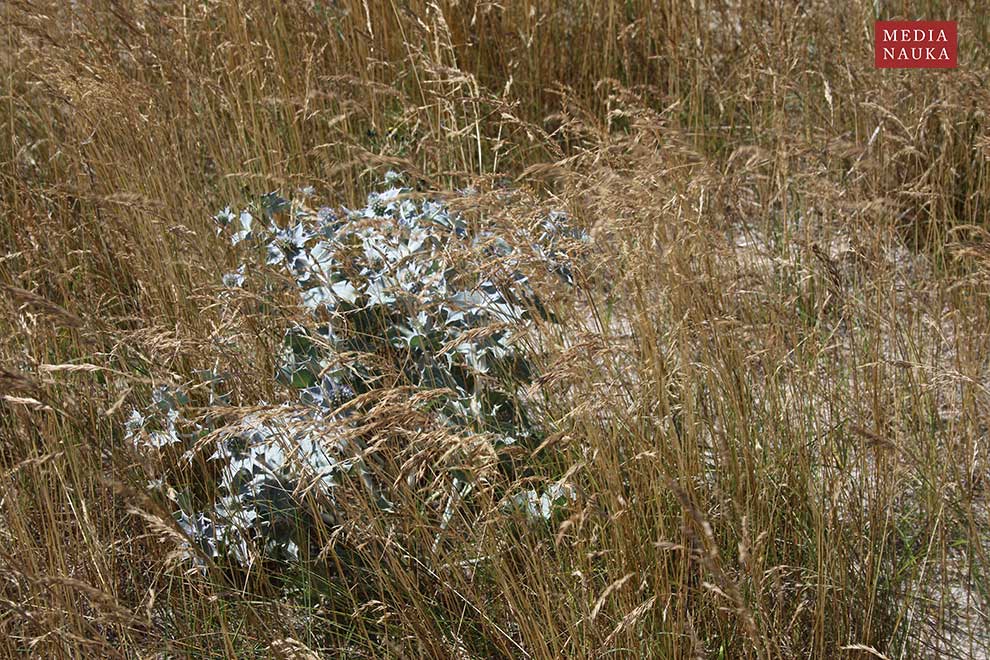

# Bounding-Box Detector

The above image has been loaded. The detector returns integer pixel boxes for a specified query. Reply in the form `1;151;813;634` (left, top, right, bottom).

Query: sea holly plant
130;173;588;569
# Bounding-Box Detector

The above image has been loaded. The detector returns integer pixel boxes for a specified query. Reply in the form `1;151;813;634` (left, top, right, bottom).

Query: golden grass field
2;0;990;657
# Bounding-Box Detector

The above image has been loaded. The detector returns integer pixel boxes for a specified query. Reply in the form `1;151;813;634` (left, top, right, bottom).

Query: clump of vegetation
126;176;583;569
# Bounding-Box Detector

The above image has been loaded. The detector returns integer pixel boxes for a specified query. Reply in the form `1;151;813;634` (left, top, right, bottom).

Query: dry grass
2;0;990;657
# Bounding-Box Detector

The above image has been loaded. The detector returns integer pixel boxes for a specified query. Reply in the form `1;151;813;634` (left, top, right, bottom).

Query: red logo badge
875;21;957;68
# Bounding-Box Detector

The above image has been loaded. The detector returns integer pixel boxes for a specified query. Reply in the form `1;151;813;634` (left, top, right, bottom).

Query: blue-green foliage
128;174;586;566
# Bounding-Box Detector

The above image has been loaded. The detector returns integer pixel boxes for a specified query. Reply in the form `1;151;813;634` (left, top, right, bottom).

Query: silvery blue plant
129;173;587;567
